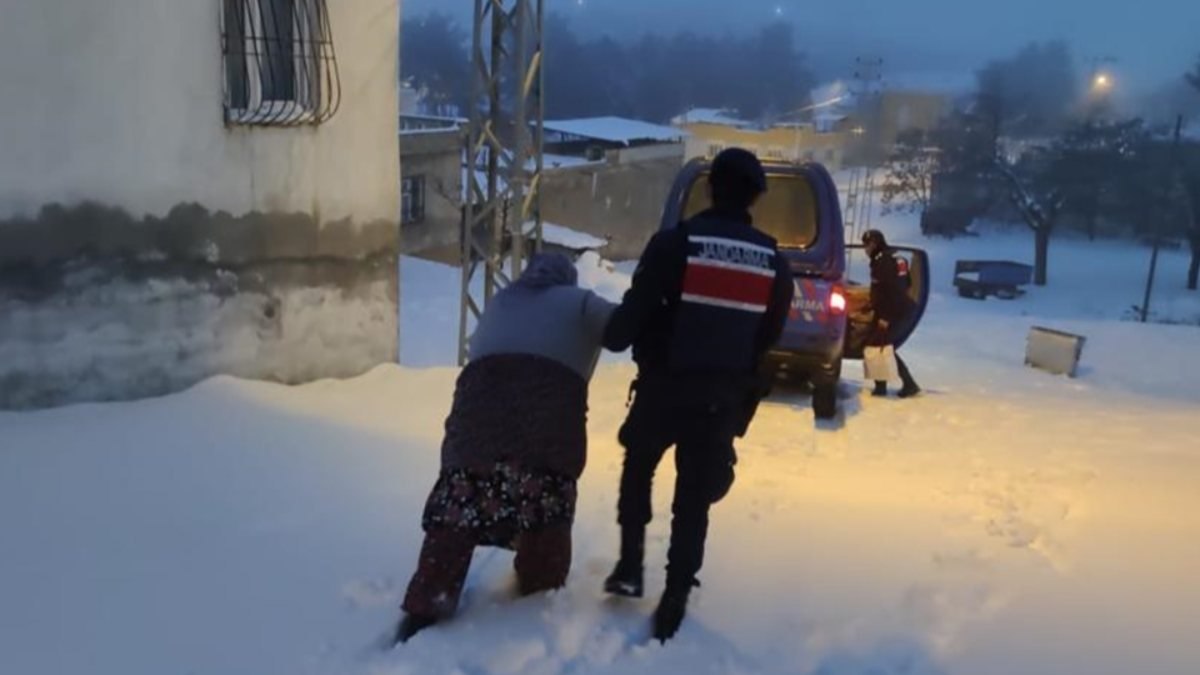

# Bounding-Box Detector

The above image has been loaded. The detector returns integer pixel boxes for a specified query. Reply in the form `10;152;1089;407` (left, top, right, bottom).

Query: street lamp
1088;55;1117;97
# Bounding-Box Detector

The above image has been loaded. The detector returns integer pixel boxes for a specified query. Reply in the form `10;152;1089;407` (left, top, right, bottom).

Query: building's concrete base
0;203;398;409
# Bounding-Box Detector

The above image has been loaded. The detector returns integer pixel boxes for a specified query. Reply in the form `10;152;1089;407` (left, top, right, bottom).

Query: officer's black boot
604;526;645;598
872;381;889;397
652;579;698;643
896;355;921;398
392;613;438;646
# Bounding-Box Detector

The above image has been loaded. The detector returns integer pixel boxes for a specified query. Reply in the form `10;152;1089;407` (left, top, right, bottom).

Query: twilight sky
405;0;1200;93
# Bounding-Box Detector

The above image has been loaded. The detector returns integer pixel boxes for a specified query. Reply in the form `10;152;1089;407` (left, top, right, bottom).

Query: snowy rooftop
399;126;461;137
399;114;465;135
672;108;753;128
543;117;687;145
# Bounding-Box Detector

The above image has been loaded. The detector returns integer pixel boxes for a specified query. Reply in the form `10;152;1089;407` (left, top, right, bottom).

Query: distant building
544;116;688;160
399;115;464;257
862;90;953;161
674;113;851;172
538;117;687;259
672;108;755;129
0;0;401;409
853;74;966;162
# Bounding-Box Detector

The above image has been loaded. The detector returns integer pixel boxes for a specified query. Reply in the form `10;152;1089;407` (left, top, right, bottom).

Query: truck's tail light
830;286;847;314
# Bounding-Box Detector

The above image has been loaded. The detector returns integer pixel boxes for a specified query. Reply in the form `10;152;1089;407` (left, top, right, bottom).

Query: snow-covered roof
399;126;461;137
399;114;465;135
672;108;752;128
810;82;850;106
544;117;686;145
813;110;850;124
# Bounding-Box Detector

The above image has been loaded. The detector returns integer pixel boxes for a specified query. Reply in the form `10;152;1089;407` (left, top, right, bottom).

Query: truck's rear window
682;173;820;249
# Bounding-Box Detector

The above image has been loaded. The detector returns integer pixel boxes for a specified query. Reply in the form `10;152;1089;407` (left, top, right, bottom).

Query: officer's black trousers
616;391;738;589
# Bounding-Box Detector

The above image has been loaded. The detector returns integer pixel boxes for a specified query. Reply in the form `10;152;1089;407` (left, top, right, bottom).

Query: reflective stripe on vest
681;235;777;314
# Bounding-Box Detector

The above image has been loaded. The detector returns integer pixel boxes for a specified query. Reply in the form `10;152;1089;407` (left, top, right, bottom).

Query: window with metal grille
221;0;341;126
402;176;426;225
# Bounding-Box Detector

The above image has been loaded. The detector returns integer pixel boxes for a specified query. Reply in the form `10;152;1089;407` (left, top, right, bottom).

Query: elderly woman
395;253;614;644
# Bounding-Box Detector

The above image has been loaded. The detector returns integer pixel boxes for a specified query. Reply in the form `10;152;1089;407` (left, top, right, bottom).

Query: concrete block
1026;326;1087;378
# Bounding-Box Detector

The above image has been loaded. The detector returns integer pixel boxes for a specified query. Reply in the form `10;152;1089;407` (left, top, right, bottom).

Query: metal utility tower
458;0;545;365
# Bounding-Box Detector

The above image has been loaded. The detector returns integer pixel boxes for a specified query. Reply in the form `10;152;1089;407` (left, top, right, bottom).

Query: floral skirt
421;462;577;549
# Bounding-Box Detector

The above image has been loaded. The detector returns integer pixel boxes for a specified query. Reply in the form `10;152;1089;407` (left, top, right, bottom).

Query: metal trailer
953;260;1034;300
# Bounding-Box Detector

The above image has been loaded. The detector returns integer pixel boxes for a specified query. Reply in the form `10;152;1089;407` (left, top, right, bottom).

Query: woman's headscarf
512;252;578;290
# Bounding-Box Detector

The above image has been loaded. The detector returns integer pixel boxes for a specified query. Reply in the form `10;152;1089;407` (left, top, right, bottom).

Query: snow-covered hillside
2;215;1198;675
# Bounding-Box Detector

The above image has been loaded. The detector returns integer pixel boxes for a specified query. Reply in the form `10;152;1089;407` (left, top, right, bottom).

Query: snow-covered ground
2;212;1199;675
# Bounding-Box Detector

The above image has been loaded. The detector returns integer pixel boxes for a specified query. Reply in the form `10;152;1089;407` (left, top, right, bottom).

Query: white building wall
0;0;399;225
0;0;402;409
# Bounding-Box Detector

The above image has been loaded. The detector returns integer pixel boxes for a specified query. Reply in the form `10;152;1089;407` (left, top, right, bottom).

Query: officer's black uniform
602;149;794;642
864;229;920;397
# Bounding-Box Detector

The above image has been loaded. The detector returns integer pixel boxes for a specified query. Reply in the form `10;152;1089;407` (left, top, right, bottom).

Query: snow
544;117;687;146
577;251;632;293
672;108;753;129
0;274;397;408
525;221;609;251
4;208;1200;675
398;126;460;137
542;154;599;170
810;82;850;107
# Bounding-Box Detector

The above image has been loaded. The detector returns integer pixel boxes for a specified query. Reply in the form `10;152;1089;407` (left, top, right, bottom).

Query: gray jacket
470;286;614;380
468;255;615;380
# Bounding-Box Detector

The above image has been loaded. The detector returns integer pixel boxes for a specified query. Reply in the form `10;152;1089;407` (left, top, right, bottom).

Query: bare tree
1053;117;1146;241
401;13;471;115
880;129;938;217
1186;167;1200;290
996;153;1064;287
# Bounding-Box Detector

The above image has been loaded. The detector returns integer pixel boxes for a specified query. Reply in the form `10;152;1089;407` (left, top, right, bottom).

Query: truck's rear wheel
811;359;842;420
812;382;838;420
